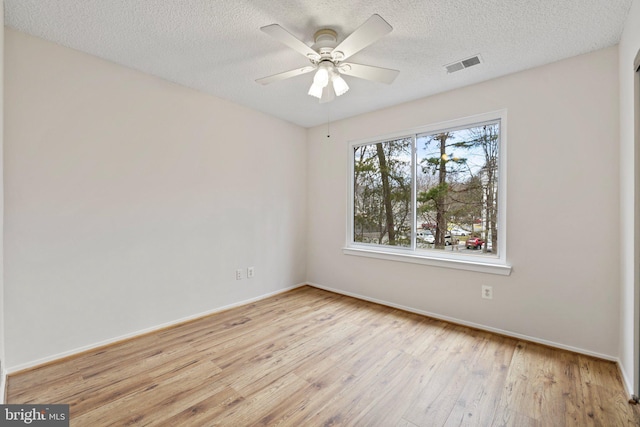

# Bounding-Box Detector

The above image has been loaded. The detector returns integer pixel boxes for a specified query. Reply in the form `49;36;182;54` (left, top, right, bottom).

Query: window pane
416;122;499;255
353;138;412;247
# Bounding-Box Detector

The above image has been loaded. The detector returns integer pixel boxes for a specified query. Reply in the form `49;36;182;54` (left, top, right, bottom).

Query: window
346;111;510;275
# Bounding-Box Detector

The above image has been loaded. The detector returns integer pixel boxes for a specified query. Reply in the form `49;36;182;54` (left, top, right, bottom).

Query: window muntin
348;112;506;268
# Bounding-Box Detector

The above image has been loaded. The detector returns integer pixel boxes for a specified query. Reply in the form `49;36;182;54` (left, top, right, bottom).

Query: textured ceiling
4;0;634;128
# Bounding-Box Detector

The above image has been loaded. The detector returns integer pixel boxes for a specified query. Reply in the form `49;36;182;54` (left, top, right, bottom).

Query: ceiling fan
256;14;400;103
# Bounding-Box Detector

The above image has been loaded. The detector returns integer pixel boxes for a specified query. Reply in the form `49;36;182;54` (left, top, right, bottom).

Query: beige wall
4;29;308;368
307;46;620;358
619;0;640;395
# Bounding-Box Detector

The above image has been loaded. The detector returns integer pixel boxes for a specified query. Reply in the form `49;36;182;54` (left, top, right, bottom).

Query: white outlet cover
482;285;493;299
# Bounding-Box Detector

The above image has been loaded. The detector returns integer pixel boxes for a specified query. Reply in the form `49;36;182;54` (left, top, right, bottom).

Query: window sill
343;246;512;276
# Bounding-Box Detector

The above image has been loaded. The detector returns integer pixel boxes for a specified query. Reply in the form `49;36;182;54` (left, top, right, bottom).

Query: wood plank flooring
7;286;640;426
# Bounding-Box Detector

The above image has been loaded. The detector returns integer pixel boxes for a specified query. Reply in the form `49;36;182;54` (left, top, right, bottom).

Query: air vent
445;62;465;73
444;55;482;74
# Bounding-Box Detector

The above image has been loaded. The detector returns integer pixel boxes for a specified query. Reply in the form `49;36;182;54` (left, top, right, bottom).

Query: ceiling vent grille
445;55;482;74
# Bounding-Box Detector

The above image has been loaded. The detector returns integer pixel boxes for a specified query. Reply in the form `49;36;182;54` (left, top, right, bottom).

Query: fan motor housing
313;29;338;57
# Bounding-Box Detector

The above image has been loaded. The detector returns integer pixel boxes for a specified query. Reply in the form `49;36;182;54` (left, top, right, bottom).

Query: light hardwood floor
7;286;640;426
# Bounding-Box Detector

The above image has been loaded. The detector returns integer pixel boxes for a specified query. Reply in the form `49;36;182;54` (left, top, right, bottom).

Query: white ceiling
4;0;633;128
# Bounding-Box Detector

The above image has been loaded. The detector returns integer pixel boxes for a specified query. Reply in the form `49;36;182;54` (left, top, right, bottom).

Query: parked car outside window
417;230;435;244
450;227;470;236
466;237;484;249
419;231;453;246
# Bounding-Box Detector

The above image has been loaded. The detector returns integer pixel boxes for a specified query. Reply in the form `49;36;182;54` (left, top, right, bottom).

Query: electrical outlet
236;269;243;280
247;267;255;278
482;285;493;300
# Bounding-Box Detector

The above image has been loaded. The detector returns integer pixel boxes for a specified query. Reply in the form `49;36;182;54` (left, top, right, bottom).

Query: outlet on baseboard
482;285;493;299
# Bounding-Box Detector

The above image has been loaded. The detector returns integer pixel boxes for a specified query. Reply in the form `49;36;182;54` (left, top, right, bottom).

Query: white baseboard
307;282;618;362
7;283;306;375
618;358;636;397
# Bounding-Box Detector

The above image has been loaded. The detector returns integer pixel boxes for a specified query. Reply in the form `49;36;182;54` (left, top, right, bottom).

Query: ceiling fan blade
332;14;392;61
261;24;321;61
256;66;315;85
339;63;399;84
319;84;336;104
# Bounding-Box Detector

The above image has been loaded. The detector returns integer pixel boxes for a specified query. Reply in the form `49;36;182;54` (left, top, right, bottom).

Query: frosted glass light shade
308;82;324;98
332;75;349;96
313;67;329;87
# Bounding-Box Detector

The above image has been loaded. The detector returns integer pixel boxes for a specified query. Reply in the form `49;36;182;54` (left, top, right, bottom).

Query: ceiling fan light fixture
309;62;335;99
332;74;349;96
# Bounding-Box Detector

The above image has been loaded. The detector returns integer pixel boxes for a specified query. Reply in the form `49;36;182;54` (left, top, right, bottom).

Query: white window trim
345;109;511;276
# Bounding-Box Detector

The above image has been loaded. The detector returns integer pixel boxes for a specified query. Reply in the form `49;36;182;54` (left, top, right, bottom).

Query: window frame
344;110;511;276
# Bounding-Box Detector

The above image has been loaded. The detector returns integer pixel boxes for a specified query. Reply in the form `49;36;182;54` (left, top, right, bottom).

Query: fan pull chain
327;108;331;138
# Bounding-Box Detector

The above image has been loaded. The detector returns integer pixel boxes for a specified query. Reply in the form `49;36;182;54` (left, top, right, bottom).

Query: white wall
619;0;640;395
307;46;620;358
4;29;307;369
